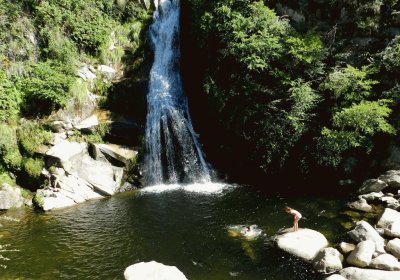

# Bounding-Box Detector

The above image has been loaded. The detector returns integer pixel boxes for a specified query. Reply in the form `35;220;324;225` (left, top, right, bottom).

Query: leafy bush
23;157;44;179
0;69;21;121
0;124;22;171
68;124;109;144
69;78;89;113
322;65;378;107
317;100;395;166
381;36;400;71
45;28;78;67
17;120;53;156
19;60;75;115
0;171;16;186
287;33;324;65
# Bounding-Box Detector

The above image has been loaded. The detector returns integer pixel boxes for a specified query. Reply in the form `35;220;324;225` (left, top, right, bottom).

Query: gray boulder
379;171;400;189
346;240;375;268
347;198;372;212
313;247;343;274
384;222;400;238
377;208;400;237
359;192;384;202
0;183;25;210
46;141;87;172
98;65;116;80
358;179;388;194
72;154;123;196
369;254;400;271
35;189;76;211
74;115;99;132
124;261;188;280
92;143;138;167
274;228;329;262
77;65;96;81
348;221;385;253
339;267;400;280
386;238;400;259
340;242;356;254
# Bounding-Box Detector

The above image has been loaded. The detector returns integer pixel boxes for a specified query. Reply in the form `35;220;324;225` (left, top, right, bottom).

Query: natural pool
1;184;352;280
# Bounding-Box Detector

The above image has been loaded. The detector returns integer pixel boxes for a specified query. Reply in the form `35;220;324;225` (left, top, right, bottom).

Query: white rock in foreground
346;240;375;268
124;261;188;280
369;253;400;271
377;208;400;237
0;183;25;210
312;247;343;274
358;179;388;194
46;141;87;172
339;242;356;254
348;221;385;253
339;267;400;280
387;238;400;259
274;228;329;262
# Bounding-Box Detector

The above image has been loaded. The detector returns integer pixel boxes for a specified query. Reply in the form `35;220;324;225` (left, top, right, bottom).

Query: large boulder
359;192;384;202
35;189;76;211
77;65;96;81
348;221;385;253
55;174;102;203
274;228;329;262
379;196;400;211
358;179;388;194
339;267;400;280
346;240;375;268
347;198;372;212
0;183;25;210
72;154;123;196
124;261;188;280
386;238;400;259
92;143;138;167
339;242;356;254
369;254;400;271
46;141;87;172
74;115;99;132
313;247;343;274
377;208;400;238
384;222;400;238
379;170;400;189
98;65;116;80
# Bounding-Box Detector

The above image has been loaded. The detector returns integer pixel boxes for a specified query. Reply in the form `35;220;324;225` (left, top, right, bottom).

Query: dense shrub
19;60;75;115
0;70;21;121
17;121;53;156
22;157;44;179
0;124;22;171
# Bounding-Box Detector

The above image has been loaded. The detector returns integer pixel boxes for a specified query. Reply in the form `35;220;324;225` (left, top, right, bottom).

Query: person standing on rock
285;206;302;232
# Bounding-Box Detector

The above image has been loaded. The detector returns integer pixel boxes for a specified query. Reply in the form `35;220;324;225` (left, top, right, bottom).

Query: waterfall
144;0;211;185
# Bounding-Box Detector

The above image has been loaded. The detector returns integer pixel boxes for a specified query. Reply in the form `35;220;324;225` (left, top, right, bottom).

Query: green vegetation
1;0;399;191
0;0;151;189
185;0;400;182
68;124;110;144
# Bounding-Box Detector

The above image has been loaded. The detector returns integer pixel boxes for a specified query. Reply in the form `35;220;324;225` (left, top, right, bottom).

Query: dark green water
0;184;351;280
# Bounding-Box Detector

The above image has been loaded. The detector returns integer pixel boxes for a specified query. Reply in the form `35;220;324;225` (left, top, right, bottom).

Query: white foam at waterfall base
141;182;234;195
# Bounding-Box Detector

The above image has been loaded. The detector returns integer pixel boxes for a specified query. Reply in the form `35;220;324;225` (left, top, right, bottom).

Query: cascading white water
145;0;211;185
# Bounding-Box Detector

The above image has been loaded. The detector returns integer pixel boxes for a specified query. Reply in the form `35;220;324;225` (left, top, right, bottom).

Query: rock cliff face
34;139;138;211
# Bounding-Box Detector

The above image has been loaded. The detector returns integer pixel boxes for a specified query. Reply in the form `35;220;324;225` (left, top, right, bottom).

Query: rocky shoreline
0;63;143;212
272;169;400;280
